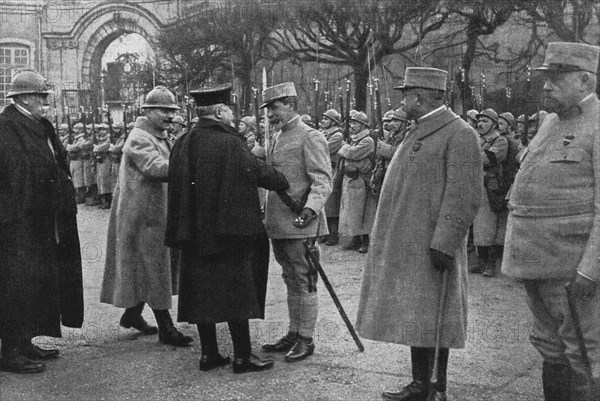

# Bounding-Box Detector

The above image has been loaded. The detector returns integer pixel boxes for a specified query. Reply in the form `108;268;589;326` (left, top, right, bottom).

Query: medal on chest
409;141;422;161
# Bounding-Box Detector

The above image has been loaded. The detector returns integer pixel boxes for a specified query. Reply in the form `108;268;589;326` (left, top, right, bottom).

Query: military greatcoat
356;107;482;348
101;116;174;309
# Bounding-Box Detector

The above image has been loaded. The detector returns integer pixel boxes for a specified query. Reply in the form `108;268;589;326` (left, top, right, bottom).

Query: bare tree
268;0;449;111
157;1;279;112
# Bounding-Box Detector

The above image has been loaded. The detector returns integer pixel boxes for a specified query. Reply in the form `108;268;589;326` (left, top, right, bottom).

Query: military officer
502;42;600;401
260;82;332;362
357;67;482;401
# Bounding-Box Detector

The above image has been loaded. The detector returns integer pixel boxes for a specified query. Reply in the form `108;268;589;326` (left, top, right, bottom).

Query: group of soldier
0;41;599;401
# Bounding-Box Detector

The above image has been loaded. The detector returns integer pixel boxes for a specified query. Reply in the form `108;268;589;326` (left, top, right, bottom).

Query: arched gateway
0;0;216;118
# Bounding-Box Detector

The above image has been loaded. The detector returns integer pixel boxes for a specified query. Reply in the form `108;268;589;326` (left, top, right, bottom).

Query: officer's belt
508;201;594;218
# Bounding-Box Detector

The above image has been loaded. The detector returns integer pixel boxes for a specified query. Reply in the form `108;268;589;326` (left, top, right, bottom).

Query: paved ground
0;205;544;400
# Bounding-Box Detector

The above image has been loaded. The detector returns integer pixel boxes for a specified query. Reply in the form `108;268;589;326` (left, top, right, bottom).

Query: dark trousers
198;320;251;360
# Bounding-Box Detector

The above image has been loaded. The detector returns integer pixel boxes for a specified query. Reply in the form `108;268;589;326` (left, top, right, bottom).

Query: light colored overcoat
265;116;332;239
100;116;174;309
502;95;600;281
338;129;377;235
356;107;483;348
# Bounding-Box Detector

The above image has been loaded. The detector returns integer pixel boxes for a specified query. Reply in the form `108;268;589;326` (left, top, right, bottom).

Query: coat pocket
548;147;584;163
557;214;593;236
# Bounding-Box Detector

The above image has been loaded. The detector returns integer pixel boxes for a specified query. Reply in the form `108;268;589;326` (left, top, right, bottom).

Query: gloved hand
430;248;454;272
568;273;597;300
293;207;317;228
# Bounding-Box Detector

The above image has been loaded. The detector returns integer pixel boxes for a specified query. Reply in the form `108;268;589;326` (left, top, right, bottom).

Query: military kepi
260;82;297;108
189;83;234;106
394;67;448;91
534;42;600;74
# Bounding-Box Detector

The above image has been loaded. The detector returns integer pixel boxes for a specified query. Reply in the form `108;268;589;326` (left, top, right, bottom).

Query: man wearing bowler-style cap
356;67;483;401
502;42;600;401
260;82;332;362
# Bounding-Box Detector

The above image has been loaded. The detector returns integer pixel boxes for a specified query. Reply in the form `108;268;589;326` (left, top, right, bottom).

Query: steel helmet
322;109;341;125
97;123;109;130
466;109;479;122
59;123;69;130
73;122;84;130
476;108;499;124
498;112;515;127
240;116;256;130
392;108;407;121
350;111;369;126
141;86;180;110
382;110;395;121
6;68;54;98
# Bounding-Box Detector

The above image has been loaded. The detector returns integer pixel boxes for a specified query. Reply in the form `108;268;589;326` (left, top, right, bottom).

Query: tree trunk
238;55;254;116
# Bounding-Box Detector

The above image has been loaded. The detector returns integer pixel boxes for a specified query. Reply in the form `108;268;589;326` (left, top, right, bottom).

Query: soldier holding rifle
356;67;482;401
502;42;600;401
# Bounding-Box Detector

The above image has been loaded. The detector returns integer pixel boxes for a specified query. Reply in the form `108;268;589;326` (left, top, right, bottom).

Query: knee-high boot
152;309;193;347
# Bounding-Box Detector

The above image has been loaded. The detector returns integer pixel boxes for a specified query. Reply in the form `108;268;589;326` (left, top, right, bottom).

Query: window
0;45;30;106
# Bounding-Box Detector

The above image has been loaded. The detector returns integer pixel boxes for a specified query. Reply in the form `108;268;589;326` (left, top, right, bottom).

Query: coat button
445;215;451;220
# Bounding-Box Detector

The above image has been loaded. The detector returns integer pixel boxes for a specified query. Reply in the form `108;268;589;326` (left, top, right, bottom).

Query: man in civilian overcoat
502;42;600;401
0;69;84;373
356;67;483;401
166;84;289;373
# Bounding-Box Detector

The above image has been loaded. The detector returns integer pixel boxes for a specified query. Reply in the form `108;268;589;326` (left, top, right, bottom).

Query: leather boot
542;362;571;401
425;390;447;401
76;188;86;204
119;303;158;335
22;343;60;360
342;236;361;251
358;234;369;253
0;342;45;374
284;335;314;362
232;354;274;374
153;309;193;347
482;259;496;277
262;332;298;353
382;380;429;401
324;232;339;246
197;324;230;371
570;369;597;401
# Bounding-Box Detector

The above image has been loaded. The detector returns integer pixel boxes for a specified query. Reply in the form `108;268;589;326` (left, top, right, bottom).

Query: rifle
105;105;114;144
52;94;60;134
343;78;351;142
122;104;129;141
523;66;532;147
338;86;344;124
313;78;320;130
184;96;191;127
372;78;384;160
89;106;98;173
253;87;263;145
60;91;73;144
80;106;88;136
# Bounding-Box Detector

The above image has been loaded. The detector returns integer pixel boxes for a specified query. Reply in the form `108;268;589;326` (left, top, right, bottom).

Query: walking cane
430;270;449;386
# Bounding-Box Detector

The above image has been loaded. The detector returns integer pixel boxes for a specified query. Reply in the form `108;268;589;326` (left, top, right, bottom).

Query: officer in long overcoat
166;84;288;373
0;69;83;373
101;86;192;347
502;42;600;401
356;67;482;401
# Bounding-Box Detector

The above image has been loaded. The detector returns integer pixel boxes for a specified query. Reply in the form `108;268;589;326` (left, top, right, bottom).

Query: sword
303;237;365;353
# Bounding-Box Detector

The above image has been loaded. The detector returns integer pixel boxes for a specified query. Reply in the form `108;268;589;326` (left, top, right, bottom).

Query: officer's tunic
502;94;600;380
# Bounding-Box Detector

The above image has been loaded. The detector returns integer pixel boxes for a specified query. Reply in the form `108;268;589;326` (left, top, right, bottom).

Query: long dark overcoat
0;104;84;340
165;119;289;324
356;107;482;348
